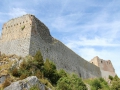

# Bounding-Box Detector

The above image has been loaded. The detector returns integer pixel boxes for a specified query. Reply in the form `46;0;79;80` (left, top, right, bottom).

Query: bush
109;75;113;80
111;80;120;90
91;79;101;90
110;75;120;90
30;84;39;90
11;68;21;77
113;75;119;81
33;50;44;69
56;74;87;90
88;78;110;90
44;59;60;84
58;69;67;78
35;70;43;79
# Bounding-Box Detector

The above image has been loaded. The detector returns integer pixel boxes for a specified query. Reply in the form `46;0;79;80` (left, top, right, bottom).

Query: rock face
0;75;9;84
4;76;45;90
90;56;116;78
0;14;115;79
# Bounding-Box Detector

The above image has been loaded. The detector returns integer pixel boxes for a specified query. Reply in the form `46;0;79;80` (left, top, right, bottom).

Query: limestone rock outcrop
4;76;45;90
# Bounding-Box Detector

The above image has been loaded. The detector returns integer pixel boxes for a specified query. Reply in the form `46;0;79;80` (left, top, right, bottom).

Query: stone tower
0;14;102;79
90;56;116;78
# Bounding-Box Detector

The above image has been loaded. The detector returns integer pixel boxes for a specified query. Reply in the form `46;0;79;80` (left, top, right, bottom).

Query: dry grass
40;78;55;90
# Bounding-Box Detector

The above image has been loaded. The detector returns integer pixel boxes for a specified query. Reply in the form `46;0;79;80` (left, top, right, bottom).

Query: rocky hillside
0;52;120;90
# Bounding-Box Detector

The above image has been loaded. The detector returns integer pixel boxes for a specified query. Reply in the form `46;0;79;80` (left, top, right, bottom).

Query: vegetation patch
1;51;120;90
21;25;25;30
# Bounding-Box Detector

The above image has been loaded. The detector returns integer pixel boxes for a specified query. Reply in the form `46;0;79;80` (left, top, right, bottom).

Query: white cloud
66;37;120;49
8;8;27;18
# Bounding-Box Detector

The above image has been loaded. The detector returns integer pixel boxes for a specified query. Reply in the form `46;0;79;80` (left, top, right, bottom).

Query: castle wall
100;69;116;79
1;14;115;79
29;15;101;79
0;15;32;56
90;56;116;78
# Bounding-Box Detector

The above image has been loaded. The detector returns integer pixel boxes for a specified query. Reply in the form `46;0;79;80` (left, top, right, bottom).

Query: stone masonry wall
90;56;116;78
0;14;102;79
29;15;101;79
0;14;32;56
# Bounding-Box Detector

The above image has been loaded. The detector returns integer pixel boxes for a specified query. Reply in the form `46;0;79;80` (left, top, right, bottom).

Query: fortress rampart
0;14;116;79
90;56;116;78
1;15;32;41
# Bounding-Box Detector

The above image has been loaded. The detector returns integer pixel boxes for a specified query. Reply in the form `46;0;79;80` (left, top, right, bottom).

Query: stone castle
90;56;116;78
0;14;116;79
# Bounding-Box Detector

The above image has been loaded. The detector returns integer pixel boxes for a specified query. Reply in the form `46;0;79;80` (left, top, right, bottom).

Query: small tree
109;75;113;80
91;79;101;90
33;50;44;70
58;69;67;78
44;59;59;84
110;75;120;90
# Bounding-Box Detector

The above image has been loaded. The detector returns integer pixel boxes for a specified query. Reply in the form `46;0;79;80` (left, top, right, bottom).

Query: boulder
4;76;45;90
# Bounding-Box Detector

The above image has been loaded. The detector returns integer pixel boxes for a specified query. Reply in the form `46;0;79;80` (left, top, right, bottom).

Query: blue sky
0;0;120;77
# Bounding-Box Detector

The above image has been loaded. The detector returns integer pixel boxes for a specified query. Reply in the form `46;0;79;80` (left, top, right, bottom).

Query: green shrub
11;68;21;77
111;80;120;90
43;59;60;84
91;79;101;90
109;75;113;80
35;70;43;79
113;75;119;81
87;78;110;90
110;75;120;90
30;84;40;90
58;69;67;78
33;50;44;69
56;74;87;90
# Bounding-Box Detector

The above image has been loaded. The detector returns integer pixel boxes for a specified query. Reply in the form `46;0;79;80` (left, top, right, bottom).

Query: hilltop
0;14;118;89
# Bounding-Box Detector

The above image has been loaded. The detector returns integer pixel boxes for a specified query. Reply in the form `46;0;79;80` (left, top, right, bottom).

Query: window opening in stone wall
101;61;102;63
92;62;93;64
23;21;24;23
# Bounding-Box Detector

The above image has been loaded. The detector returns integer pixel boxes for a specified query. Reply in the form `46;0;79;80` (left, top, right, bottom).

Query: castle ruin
0;14;116;79
90;56;116;78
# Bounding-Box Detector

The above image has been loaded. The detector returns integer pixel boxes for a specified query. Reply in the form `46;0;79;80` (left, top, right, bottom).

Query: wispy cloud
8;8;27;18
66;37;120;49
